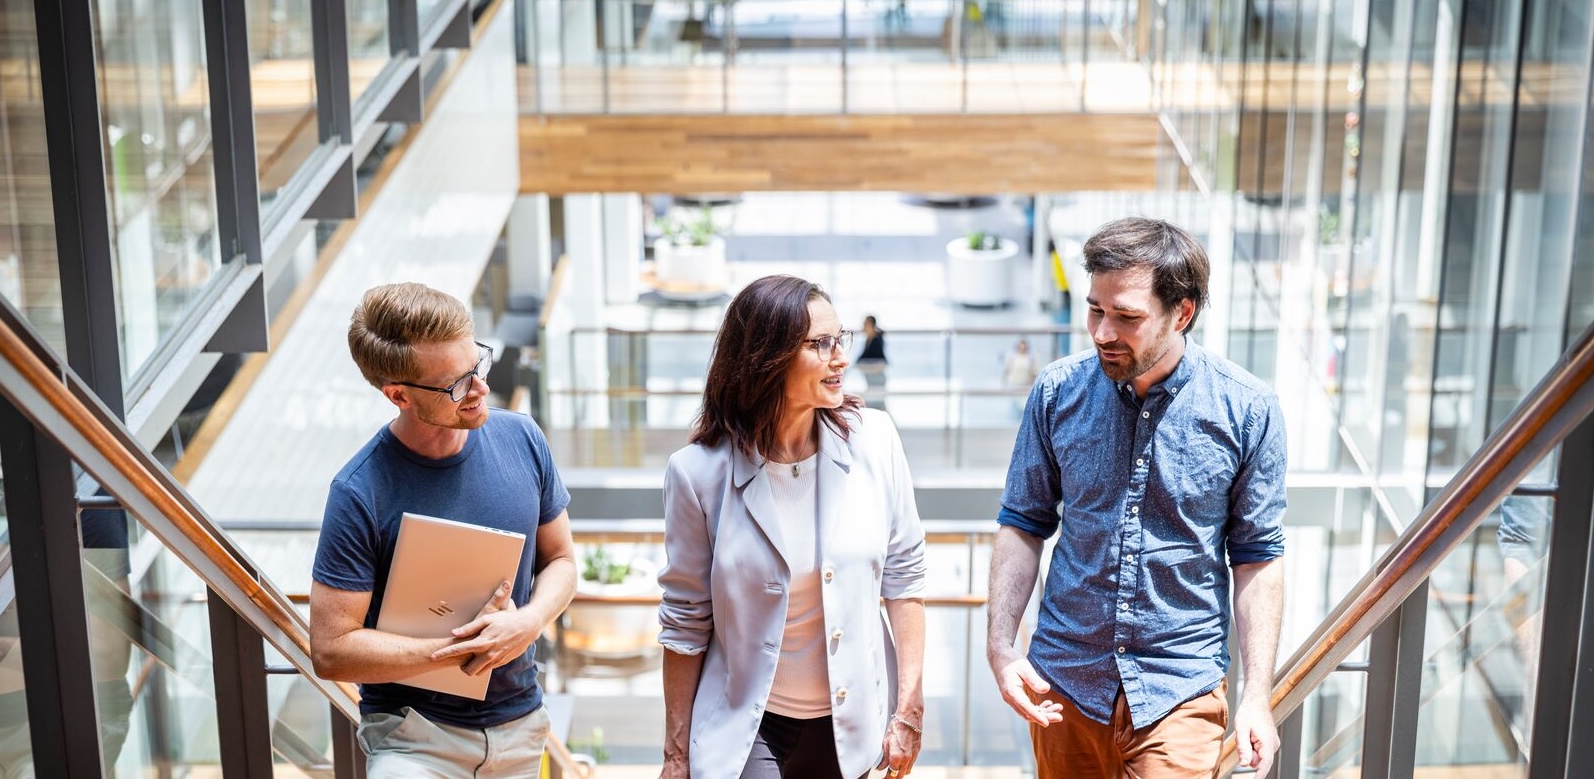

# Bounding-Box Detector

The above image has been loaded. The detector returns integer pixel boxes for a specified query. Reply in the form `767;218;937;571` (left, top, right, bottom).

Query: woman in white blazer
658;275;928;779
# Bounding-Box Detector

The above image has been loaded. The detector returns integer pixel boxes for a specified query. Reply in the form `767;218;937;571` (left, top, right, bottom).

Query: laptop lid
374;512;527;700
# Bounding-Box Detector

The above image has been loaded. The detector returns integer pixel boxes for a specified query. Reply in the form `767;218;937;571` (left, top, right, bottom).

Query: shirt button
1131;506;1139;514
831;628;844;641
823;568;835;583
1171;387;1178;394
1117;646;1126;654
1142;411;1150;419
836;687;848;701
1119;602;1129;611
1136;458;1144;467
1124;554;1135;563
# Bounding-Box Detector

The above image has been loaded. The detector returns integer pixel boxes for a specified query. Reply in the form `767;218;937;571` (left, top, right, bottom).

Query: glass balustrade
539;326;1071;470
519;0;1147;115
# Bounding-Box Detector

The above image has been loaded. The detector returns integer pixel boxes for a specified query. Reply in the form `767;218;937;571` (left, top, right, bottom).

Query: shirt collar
1115;336;1199;402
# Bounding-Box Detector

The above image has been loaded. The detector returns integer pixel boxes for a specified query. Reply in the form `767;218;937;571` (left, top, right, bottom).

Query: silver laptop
375;512;527;700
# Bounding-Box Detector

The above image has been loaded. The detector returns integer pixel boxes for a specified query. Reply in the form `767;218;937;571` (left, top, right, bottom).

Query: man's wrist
986;642;1022;668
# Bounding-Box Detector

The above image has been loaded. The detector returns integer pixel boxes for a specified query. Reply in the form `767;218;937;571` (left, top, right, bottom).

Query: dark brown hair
1082;217;1210;333
690;275;860;457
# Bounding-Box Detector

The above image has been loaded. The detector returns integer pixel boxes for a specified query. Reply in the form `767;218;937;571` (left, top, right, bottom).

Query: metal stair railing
1218;321;1594;773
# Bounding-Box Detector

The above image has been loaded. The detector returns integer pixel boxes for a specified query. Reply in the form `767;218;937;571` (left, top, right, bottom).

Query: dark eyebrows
1084;296;1150;316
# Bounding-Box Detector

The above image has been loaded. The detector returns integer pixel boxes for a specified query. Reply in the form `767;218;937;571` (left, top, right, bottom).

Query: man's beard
1097;340;1169;383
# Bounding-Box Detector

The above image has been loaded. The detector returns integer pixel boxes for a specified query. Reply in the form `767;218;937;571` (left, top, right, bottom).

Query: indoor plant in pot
653;207;727;292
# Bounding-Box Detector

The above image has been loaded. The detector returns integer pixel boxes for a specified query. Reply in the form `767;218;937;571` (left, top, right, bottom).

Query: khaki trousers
358;705;550;778
1029;681;1228;779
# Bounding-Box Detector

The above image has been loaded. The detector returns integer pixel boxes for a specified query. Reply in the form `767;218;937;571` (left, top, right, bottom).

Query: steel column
208;590;275;779
1527;414;1594;777
0;400;105;778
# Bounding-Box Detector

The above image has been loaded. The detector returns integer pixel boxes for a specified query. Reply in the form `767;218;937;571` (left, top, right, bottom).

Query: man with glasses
310;282;575;778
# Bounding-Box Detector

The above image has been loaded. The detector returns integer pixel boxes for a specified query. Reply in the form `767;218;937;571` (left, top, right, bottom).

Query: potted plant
946;229;1018;307
652;207;728;294
563;545;662;660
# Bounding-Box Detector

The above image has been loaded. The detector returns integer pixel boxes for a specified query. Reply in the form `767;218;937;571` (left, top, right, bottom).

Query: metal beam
203;0;264;267
1359;583;1427;778
1528;413;1594;777
313;0;355;144
0;400;105;778
32;0;122;415
209;591;276;779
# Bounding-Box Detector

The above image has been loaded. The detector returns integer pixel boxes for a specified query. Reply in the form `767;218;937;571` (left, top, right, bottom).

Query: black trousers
739;711;869;779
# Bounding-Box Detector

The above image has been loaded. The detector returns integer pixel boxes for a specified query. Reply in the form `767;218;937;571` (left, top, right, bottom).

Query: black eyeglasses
804;330;854;356
390;342;493;402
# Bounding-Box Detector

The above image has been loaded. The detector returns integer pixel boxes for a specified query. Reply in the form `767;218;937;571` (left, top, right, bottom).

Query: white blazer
658;408;927;779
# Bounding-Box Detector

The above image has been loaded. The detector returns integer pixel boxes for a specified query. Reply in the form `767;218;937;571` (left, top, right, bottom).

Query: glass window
1427;0;1525;476
245;0;321;216
1491;0;1593;424
93;0;226;379
348;0;391;113
0;0;63;354
418;0;445;29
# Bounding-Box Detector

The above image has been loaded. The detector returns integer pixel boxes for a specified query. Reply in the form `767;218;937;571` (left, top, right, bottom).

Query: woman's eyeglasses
804;331;854;356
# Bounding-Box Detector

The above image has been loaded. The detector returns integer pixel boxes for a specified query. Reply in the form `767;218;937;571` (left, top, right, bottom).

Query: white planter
946;237;1018;307
654;236;727;289
565;561;663;660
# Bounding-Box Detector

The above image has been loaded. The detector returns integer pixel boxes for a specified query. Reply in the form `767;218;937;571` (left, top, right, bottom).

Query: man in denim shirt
987;218;1286;778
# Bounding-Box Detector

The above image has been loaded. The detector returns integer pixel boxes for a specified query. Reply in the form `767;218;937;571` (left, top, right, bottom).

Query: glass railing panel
1296;665;1371;778
78;517;334;777
88;529;224;776
1411;497;1548;775
602;0;728;114
244;0;322;219
548;526;1020;770
726;1;844;114
266;653;336;778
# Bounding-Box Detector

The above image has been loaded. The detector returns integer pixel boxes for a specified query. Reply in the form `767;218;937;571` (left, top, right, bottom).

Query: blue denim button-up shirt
998;338;1286;729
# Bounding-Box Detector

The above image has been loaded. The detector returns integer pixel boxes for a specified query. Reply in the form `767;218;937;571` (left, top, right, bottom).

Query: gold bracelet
890;714;922;735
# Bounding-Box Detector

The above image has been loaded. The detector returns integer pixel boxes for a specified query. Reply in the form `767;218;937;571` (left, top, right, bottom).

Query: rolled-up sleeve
658;453;714;655
881;415;927;600
1227;393;1287;565
998;376;1063;539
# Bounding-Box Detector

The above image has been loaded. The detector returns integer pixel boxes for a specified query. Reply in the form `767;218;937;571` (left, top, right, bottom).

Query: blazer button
831;628;844;641
823;568;835;583
835;687;848;701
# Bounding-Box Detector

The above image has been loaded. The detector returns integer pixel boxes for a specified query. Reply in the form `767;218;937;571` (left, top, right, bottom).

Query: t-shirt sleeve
312;479;380;592
526;417;571;525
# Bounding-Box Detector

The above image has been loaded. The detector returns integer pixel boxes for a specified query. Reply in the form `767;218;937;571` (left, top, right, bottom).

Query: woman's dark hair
690;275;860;457
1081;217;1210;333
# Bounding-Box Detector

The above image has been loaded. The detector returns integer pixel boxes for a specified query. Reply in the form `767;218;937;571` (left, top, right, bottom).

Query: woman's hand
876;713;922;777
658;755;691;779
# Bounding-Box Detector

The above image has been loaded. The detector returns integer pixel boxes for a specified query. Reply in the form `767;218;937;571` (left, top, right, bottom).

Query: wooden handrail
1219;321;1594;774
0;295;361;719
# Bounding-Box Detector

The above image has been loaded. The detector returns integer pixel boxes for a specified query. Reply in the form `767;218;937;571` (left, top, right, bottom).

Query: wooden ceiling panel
520;113;1162;194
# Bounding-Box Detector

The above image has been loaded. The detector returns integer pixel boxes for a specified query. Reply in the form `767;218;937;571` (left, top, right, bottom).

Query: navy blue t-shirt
312;411;570;728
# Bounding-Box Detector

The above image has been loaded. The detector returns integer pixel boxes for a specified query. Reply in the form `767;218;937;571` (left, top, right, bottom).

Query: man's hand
430;581;541;676
1233;696;1279;779
989;649;1064;727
